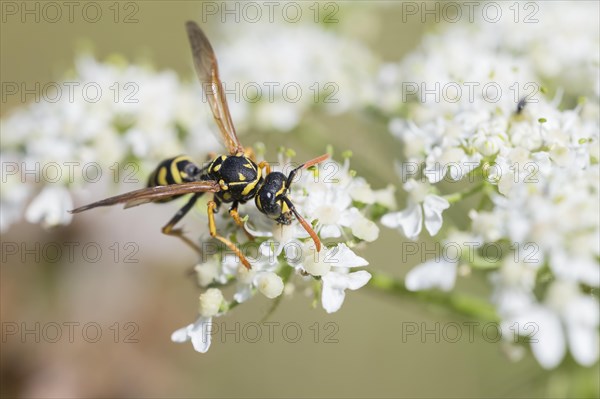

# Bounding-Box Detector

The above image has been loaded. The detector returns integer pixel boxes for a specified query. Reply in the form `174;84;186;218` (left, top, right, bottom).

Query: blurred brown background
1;1;552;397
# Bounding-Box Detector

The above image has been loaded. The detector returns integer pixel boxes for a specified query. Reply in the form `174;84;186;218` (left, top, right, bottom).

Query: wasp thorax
208;155;262;202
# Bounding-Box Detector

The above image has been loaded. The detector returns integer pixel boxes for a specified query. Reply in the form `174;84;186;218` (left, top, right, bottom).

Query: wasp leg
208;200;252;270
258;161;271;175
282;196;322;252
229;201;254;241
162;194;202;254
212;196;222;213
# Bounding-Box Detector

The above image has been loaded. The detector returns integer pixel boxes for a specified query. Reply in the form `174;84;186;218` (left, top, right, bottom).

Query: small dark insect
70;21;328;269
516;97;527;114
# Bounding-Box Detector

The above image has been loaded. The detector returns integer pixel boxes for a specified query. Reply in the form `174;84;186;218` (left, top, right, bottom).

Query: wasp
70;21;328;269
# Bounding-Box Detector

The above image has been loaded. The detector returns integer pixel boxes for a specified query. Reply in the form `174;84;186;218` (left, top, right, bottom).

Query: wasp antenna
300;153;329;170
282;197;321;252
285;153;330;189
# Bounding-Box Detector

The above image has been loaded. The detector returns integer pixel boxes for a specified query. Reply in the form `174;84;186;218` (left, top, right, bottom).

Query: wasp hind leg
208;200;252;270
161;194;202;254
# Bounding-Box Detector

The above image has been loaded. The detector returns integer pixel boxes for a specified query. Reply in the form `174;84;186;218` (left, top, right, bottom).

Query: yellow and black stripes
148;155;201;186
147;155;203;203
207;154;263;203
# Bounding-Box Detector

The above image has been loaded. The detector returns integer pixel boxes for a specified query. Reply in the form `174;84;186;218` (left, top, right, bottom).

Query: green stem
469;252;502;269
443;181;487;204
227;300;241;312
367;272;499;322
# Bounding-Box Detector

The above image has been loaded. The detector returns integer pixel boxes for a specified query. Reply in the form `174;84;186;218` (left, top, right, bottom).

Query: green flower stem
444;181;487;204
367;272;499;322
469;253;502;269
227;300;241;312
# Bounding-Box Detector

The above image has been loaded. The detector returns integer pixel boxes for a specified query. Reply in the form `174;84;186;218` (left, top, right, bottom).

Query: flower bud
199;288;224;317
194;261;219;287
257;272;284;299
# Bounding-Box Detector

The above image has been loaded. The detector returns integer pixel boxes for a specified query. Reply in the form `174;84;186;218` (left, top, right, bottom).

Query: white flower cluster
215;23;378;132
1;20;380;230
489;1;600;101
378;3;599;370
173;152;392;353
373;2;599;121
488;164;599;369
1;25;389;355
374;24;538;120
0;55;219;232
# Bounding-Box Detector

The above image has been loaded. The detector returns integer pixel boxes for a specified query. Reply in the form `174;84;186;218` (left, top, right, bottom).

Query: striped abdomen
147;155;203;202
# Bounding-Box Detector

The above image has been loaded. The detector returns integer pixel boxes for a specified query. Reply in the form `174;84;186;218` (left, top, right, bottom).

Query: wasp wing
70;181;221;213
186;21;244;156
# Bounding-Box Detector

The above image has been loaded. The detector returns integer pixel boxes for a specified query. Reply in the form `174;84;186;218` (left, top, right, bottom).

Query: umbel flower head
171;150;390;353
0;55;221;233
375;3;599;370
0;32;389;355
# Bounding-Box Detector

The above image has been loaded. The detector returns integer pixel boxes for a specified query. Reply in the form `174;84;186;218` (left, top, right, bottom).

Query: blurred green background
0;1;572;397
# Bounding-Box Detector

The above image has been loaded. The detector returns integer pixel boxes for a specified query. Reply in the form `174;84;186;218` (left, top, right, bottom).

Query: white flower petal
424;161;446;183
321;280;346;313
381;211;402;229
405;260;457;292
381;201;423;240
528;308;566;369
320;270;371;314
562;295;599;366
25;185;73;228
233;285;253;303
171;316;213;353
350;212;380;242
189;317;213;353
567;323;599;366
423;194;450;236
244;220;274;238
346;270;372;290
170;325;192;343
328;243;369;268
321;272;348;313
320;224;342;239
551;251;600;288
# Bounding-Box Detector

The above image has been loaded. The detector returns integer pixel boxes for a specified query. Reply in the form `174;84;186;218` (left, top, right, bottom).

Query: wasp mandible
70;21;328;269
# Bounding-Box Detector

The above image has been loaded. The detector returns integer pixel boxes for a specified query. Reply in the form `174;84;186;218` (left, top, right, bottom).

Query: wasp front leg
229;201;254;241
258;160;271;175
207;200;252;269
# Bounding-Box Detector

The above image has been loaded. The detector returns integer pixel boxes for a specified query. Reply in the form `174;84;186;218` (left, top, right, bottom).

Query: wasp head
255;171;294;225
